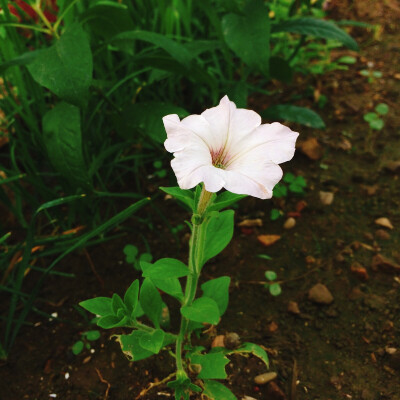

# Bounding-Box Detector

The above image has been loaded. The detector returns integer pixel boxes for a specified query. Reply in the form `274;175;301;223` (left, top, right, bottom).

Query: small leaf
79;297;112;317
283;173;296;183
271;17;359;51
265;270;277;281
190;352;230;379
97;314;128;329
257;254;272;260
228;342;269;368
124;280;140;315
111;293;126;315
337;55;357;64
181;297;220;325
160;186;194;210
151;278;184;301
370;118;384;130
201;277;231;315
139;329;165;354
209;192;246;212
289;183;305;194
116;331;155;361
375;103;389;115
273;183;288;198
262;104;325;129
72;340;84;355
139;278;163;328
203;210;234;266
372;71;382;78
203;380;237;400
269;283;282;296
123;244;138;263
270;209;281;221
84;330;101;341
142;258;189;279
363;112;378;122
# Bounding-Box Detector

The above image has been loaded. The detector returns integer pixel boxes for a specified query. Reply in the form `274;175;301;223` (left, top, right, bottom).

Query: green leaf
139;329;165;354
97;314;128;329
228;342;269;368
265;270;277;281
160;187;194;210
370;118;384;130
226;81;248;108
270;56;293;83
112;30;192;67
203;210;234;265
270;209;281;221
222;0;270;76
209;192;246;212
151;278;184;302
269;283;282;296
203;380;237;400
123;244;138;263
273;183;287;198
257;254;272;260
167;375;202;400
139;278;163;328
72;340;84;355
79;297;112;317
294;176;307;187
283;173;295;183
201;277;231;315
181;297;220;325
111;293;125;315
190;352;230;379
375;103;389;115
372;71;382;78
262;104;325;129
116;331;155;361
27;23;92;106
142;258;189;279
272;17;359;51
363;112;378;122
124;280;139;315
42;102;90;188
0;49;43;74
289;183;305;194
115;102;188;143
84;330;101;341
337;55;357;64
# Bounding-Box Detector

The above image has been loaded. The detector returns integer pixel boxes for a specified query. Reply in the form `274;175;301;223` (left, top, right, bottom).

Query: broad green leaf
209;192;246;212
181;297;220;325
112;30;192;67
84;330;101;341
203;210;234;265
79;297;112;316
190;352;230;379
262;104;325;129
228;342;269;368
139;329;165;354
265;270;277;281
203;380;237;400
139;278;163;328
27;23;92;106
201;277;231;315
142;258;189;279
124;280;139;315
42;102;90;188
160;187;194;210
226;81;248;108
116;331;155;361
115;102;188;143
269;283;282;296
151;278;184;302
222;0;270;76
81;4;135;40
97;314;128;329
123;245;138;263
72;340;84;355
375;103;389;115
0;49;43;74
370;118;384;130
272;17;359;51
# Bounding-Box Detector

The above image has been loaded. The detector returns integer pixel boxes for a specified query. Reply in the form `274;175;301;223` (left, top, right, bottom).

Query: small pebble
283;217;296;229
242;397;257;400
375;229;390;240
385;347;397;355
224;332;241;349
319;191;334;205
254;371;277;385
375;217;394;230
308;283;334;305
287;301;300;315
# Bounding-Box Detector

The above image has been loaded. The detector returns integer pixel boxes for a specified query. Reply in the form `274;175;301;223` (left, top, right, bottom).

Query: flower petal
163;114;189;153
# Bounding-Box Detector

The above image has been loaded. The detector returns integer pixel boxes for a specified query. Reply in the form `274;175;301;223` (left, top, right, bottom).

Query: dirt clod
287;301;300;315
308;283;334;305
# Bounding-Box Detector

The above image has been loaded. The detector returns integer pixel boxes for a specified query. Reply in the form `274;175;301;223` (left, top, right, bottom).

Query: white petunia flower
163;95;299;199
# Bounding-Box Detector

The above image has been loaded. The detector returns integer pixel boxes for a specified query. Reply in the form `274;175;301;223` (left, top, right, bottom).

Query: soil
1;1;400;399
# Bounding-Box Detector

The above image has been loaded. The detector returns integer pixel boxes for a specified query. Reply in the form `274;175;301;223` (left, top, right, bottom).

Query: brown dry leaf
211;335;225;348
375;217;394;230
372;254;400;272
299;137;323;160
62;225;86;235
257;234;281;247
238;218;263;228
337;138;352;151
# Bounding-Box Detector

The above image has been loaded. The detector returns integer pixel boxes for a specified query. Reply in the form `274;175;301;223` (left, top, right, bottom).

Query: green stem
175;187;211;374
